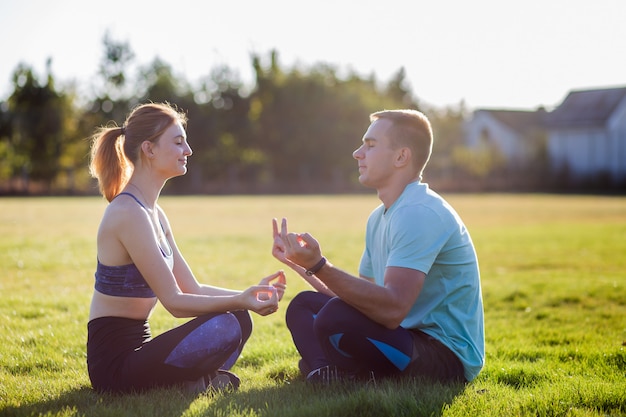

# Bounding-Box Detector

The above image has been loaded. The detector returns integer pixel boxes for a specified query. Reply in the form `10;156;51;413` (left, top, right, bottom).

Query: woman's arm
116;205;279;318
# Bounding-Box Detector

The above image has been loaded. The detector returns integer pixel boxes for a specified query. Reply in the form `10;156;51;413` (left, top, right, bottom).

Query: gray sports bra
93;192;173;298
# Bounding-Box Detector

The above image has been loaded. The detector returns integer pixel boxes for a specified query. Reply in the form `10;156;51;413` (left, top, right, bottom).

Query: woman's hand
240;285;279;316
259;270;287;301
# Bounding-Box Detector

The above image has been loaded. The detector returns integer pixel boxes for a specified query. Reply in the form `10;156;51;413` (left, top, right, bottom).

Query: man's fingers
297;233;315;248
272;218;279;238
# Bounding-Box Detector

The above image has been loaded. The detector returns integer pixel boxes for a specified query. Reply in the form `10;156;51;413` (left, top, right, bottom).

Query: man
272;109;484;384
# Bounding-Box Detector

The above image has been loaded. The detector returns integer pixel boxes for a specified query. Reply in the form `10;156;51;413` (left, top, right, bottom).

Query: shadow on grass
0;386;198;417
209;377;468;417
0;378;466;417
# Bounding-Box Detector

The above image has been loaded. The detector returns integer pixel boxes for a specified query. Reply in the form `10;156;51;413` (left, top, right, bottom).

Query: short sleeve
386;205;451;274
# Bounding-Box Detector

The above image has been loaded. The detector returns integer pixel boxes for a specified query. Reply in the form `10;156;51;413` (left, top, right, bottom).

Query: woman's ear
141;141;154;159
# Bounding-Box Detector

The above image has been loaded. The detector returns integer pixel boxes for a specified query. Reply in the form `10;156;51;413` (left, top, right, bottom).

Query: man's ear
394;147;412;168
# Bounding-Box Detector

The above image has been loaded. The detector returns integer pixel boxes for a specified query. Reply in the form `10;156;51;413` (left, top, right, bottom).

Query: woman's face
148;120;192;178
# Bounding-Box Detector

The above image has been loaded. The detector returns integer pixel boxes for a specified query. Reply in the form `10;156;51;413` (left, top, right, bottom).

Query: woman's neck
125;176;162;211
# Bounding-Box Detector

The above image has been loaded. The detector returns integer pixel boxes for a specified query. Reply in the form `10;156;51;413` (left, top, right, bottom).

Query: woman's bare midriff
89;290;158;321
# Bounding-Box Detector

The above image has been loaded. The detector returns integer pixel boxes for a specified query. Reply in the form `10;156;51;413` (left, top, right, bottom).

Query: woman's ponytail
89;126;131;202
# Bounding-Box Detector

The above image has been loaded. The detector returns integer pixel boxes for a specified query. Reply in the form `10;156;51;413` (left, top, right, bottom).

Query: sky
1;0;625;111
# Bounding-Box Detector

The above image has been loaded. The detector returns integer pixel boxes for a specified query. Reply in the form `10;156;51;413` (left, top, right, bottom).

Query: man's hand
277;217;323;270
271;218;291;265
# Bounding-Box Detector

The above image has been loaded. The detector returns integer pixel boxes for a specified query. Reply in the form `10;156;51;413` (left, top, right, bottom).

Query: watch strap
305;257;327;276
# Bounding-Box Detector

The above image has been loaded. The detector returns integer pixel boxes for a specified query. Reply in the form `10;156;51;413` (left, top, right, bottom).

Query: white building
546;86;626;182
464;109;546;168
464;85;626;184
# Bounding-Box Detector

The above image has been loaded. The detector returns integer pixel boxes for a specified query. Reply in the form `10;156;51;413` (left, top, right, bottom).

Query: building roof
547;86;626;128
476;109;547;135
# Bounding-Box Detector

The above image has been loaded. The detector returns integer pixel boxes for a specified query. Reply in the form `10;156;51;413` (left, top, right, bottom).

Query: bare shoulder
101;195;149;231
97;195;153;265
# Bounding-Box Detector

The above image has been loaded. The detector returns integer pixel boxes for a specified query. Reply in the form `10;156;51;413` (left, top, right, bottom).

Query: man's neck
377;176;419;209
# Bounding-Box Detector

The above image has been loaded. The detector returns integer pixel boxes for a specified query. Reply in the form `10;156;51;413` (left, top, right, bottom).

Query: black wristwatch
305;257;327;276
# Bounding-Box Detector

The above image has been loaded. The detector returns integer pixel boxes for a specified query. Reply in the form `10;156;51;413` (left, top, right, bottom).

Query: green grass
0;194;625;417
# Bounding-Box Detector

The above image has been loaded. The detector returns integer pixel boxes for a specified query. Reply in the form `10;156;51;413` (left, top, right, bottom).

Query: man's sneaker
306;365;347;384
298;358;312;377
362;370;377;387
306;365;378;385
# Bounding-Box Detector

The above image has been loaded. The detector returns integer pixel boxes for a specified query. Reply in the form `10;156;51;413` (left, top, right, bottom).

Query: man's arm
279;217;424;328
271;218;336;296
314;261;425;329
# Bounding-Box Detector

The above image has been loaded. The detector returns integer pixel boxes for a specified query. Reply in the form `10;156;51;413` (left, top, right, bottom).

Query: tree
3;38;496;195
192;65;261;192
385;67;419;109
7;60;72;192
87;33;137;127
248;51;419;192
0;100;15;187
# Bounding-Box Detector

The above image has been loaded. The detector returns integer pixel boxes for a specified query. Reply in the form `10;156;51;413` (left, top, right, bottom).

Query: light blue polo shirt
359;181;485;381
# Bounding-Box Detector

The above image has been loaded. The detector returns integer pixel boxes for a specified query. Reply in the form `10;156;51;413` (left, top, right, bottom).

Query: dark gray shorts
406;329;466;383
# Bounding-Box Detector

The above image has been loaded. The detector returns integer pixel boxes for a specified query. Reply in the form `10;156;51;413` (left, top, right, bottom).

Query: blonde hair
89;102;188;201
370;109;433;178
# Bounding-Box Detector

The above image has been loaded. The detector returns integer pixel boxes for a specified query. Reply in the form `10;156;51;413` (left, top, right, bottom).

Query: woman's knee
200;313;243;349
163;313;242;369
230;310;253;342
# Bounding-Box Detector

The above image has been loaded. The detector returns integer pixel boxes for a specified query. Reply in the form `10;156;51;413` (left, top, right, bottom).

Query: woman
87;102;286;394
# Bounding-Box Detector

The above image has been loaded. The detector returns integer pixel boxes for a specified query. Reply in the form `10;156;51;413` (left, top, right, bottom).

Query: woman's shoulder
102;195;149;227
107;193;142;212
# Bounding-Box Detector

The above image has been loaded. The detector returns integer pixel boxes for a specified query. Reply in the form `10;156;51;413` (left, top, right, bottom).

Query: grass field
0;193;625;417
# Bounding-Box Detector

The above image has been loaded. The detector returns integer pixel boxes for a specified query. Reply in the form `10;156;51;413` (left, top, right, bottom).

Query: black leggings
87;310;252;393
286;291;465;383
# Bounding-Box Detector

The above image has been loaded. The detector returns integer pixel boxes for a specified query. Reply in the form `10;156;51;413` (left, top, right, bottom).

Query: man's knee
313;297;354;334
285;291;323;330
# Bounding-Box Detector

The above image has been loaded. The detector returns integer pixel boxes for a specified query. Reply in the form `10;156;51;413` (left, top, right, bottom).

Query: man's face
352;118;398;189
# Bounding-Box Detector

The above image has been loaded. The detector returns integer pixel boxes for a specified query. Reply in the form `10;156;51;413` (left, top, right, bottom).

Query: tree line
0;35;500;196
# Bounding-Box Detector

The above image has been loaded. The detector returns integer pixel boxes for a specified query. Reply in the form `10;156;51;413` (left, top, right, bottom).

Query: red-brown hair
89;102;188;201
